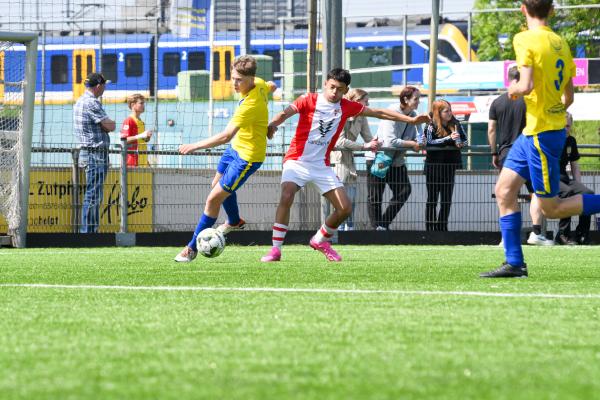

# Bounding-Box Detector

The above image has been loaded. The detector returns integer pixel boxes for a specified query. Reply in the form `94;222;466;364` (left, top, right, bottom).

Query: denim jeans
80;150;109;233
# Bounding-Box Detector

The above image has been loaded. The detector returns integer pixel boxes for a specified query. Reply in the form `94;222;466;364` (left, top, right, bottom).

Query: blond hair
127;93;145;110
345;88;368;102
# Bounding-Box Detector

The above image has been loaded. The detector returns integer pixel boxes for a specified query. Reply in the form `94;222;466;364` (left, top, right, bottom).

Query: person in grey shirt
366;86;423;230
331;89;379;230
73;72;116;233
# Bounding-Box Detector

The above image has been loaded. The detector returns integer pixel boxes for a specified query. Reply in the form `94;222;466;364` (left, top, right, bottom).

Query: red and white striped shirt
284;93;364;166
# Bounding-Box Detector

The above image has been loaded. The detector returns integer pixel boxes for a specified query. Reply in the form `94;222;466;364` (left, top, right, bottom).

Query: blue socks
222;192;240;225
500;212;524;267
582;194;600;216
188;213;217;250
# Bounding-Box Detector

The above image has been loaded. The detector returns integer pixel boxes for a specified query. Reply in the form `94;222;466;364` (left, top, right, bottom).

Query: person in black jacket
419;99;467;231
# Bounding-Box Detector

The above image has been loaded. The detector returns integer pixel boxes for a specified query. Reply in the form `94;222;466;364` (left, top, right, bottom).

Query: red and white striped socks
313;223;335;244
272;223;288;248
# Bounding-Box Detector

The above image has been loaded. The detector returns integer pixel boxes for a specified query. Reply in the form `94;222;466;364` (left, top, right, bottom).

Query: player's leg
261;160;307;262
215;147;259;234
481;134;529;278
308;167;347;261
174;184;231;262
261;181;301;262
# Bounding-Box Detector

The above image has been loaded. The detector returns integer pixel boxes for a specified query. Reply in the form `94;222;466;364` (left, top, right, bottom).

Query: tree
472;0;600;61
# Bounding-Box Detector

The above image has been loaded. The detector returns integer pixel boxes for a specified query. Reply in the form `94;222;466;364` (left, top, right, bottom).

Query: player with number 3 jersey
481;0;600;278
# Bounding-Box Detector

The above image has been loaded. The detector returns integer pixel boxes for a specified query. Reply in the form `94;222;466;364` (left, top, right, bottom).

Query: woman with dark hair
366;86;423;230
419;99;467;231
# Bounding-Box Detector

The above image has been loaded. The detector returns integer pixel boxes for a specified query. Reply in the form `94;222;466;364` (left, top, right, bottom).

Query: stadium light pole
307;0;318;92
240;0;250;55
428;0;440;113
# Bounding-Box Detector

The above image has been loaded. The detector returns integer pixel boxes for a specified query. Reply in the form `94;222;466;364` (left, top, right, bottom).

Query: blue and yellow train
0;23;475;104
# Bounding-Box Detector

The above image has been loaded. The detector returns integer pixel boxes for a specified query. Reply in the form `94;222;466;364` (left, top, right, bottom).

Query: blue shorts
216;146;262;193
503;129;566;198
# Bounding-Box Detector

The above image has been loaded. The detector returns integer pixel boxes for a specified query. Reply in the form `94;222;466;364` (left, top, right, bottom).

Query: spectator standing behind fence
555;113;595;245
419;99;467;231
73;72;116;233
366;86;423;231
330;89;378;231
488;66;553;245
120;94;153;167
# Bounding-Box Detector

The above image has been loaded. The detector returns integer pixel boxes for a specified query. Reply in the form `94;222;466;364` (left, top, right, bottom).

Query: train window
225;51;232;80
86;55;93;77
422;39;461;62
126;53;143;77
101;54;118;83
75;55;82;83
188;52;206;71
263;49;281;73
163;52;180;77
391;46;412;65
51;55;68;84
213;52;220;80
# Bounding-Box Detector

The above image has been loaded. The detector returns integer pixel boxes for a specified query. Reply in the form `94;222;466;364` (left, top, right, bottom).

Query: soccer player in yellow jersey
481;0;600;278
175;55;277;262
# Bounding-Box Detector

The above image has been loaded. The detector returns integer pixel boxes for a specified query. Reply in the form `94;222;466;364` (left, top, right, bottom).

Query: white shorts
281;160;343;194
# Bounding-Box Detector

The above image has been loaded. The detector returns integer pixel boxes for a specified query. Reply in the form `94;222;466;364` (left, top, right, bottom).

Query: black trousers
366;161;411;229
558;180;594;237
425;163;457;231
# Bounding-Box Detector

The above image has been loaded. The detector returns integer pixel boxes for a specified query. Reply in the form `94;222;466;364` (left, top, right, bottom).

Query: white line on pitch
1;283;600;299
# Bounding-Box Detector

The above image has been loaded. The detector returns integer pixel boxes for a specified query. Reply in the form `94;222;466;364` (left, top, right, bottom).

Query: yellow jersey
230;77;270;162
513;26;576;135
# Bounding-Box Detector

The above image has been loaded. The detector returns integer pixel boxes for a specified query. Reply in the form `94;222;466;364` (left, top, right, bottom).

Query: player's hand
267;124;278;139
412;114;431;124
145;130;153;141
412;143;421;152
179;143;199;154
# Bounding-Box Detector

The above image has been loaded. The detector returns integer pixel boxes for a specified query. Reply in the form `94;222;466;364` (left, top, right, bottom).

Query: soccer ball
197;228;226;258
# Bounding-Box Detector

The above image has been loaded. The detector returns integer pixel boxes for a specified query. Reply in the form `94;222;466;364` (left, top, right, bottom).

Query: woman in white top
330;89;379;230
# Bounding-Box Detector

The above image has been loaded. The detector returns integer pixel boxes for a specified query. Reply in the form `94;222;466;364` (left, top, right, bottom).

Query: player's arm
563;79;574;109
179;122;240;154
487;119;500;169
508;66;533;99
266;81;277;93
267;105;297;139
360;107;430;124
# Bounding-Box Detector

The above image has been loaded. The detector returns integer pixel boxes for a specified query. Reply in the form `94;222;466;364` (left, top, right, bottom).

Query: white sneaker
174;246;198;262
527;232;555;246
217;218;246;235
376;226;387;231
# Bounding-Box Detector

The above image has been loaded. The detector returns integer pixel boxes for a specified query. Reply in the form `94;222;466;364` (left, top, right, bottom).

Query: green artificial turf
1;245;600;399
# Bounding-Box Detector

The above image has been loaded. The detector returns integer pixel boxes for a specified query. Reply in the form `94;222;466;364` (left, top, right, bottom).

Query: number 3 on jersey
554;59;565;91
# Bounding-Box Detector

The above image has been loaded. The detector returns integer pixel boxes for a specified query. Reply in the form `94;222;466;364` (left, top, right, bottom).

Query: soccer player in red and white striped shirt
261;68;430;262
